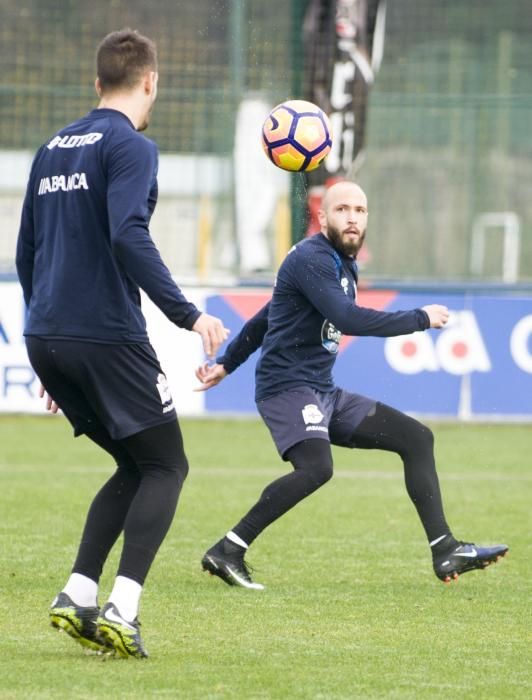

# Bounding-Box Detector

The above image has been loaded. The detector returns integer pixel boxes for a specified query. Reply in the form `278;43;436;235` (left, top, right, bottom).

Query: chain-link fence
358;1;532;283
1;0;296;153
1;0;531;282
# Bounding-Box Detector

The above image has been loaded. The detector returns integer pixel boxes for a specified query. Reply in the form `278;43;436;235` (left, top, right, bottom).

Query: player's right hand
39;383;60;413
194;362;228;391
192;313;230;359
422;304;450;329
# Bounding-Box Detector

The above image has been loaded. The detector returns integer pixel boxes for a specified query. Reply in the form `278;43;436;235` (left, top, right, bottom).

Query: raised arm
295;249;435;337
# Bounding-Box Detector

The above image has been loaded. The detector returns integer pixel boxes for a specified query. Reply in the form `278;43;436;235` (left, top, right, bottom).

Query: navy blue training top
16;108;200;343
218;233;430;400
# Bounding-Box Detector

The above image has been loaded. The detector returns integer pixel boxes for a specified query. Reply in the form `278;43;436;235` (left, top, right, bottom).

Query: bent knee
180;457;190;481
165;456;189;480
415;422;434;449
402;420;434;459
306;455;334;487
287;438;334;487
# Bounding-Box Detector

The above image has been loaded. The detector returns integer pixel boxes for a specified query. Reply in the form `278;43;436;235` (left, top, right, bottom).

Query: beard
326;223;366;257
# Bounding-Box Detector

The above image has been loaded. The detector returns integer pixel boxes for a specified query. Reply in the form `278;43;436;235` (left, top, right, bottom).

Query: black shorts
26;336;177;440
256;386;376;460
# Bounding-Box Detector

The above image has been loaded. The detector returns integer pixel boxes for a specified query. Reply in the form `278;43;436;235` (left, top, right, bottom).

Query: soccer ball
261;100;333;172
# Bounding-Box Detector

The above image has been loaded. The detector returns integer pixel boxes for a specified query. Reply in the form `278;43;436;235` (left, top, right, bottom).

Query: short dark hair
96;28;157;93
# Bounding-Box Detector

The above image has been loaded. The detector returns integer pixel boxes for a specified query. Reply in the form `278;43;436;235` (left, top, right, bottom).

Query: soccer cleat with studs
201;539;264;590
50;592;111;653
433;541;509;583
96;602;148;659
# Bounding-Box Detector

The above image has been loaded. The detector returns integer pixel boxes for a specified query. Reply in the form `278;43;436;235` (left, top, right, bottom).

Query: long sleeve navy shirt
218;233;430;400
16;108;200;343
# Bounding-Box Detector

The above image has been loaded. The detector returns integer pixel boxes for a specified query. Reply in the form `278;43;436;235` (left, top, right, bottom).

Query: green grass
0;416;530;699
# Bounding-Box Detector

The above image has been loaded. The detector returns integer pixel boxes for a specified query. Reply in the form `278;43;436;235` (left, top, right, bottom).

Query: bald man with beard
196;181;508;590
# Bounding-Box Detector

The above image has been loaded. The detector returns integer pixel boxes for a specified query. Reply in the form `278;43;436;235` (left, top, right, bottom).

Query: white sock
62;573;98;607
108;576;143;622
429;533;449;547
226;531;248;549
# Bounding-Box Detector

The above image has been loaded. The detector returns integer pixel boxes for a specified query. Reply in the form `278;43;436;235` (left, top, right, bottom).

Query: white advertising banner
0;282;207;416
0;282;36;412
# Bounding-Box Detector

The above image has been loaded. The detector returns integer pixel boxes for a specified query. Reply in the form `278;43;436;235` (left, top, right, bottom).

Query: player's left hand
39;383;60;413
194;362;227;391
422;304;450;329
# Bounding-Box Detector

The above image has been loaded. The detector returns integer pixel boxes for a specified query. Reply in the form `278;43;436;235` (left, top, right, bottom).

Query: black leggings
232;402;449;546
72;420;188;585
348;403;449;541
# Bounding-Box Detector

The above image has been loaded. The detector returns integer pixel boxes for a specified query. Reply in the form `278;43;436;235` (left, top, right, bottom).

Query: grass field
0;415;530;699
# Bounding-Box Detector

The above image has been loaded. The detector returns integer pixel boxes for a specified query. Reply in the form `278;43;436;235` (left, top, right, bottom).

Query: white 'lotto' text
47;132;103;149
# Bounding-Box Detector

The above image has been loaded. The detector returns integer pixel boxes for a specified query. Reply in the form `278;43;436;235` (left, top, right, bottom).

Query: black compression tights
72;421;188;585
232;439;334;546
232;403;450;546
348;403;450;542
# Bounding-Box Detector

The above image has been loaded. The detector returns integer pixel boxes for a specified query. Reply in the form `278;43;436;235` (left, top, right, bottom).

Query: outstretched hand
192;313;230;359
39;384;60;413
422;304;450;329
194;362;228;392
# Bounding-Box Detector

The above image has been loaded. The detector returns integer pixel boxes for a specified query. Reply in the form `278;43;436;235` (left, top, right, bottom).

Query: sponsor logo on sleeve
341;277;349;295
321;320;342;354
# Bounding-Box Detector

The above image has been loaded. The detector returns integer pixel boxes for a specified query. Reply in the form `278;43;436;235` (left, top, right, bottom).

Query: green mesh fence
1;0;531;282
0;0;294;153
359;0;532;282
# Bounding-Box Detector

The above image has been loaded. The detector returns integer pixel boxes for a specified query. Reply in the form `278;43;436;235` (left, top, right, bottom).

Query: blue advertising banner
206;290;532;420
2;282;530;420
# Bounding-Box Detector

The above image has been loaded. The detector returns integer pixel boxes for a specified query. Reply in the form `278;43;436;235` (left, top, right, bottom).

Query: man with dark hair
16;28;228;658
196;181;508;591
96;29;158;94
